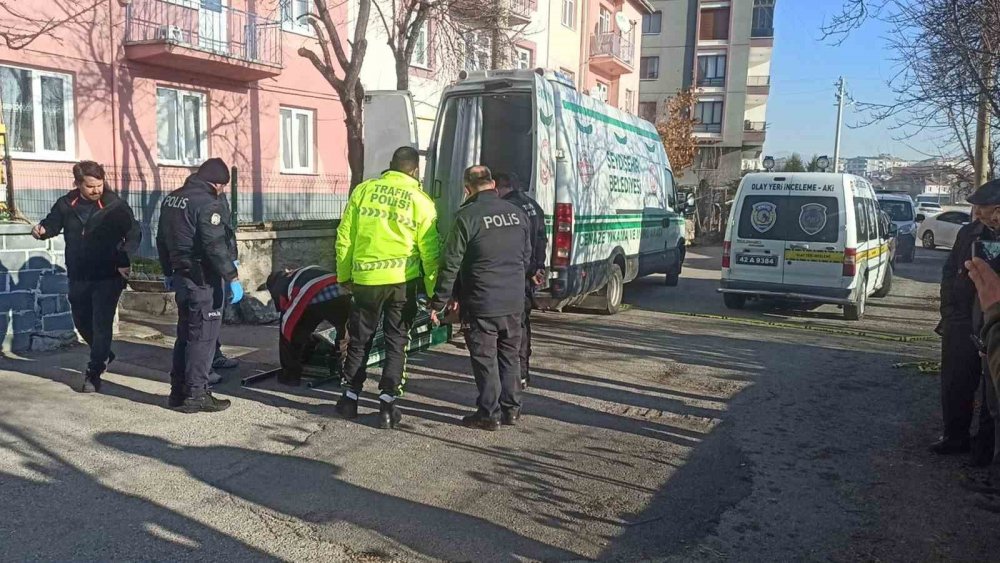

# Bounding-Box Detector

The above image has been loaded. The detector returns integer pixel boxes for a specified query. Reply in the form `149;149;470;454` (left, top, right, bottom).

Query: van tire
844;280;868;321
664;244;685;287
600;264;624;315
723;293;747;310
873;265;892;298
922;231;936;249
665;271;680;287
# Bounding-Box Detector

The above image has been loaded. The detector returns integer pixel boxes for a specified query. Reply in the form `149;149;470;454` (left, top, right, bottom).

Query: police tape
662;311;939;343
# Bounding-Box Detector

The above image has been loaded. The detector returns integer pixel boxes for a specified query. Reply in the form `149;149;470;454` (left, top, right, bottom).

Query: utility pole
974;58;993;187
833;76;845;173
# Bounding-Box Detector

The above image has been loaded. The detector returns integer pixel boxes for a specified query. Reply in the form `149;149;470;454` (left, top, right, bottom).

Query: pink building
0;0;351;253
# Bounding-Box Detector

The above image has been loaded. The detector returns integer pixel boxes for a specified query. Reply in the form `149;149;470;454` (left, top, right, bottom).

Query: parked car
876;192;917;262
916;201;943;215
918;210;971;249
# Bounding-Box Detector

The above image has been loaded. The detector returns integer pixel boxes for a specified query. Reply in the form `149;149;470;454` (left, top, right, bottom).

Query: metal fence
590;33;634;66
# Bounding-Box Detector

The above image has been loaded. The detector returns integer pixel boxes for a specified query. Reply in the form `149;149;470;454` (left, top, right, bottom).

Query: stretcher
241;310;452;389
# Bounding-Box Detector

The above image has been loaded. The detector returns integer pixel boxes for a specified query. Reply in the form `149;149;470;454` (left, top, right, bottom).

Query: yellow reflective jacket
336;171;440;295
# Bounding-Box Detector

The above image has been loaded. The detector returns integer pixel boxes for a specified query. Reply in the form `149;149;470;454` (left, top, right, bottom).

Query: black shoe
107;351;116;366
167;393;185;408
379;400;402;430
501;408;521;426
462;412;500;431
335;395;358;419
80;370;102;394
171;392;231;414
929;437;970;455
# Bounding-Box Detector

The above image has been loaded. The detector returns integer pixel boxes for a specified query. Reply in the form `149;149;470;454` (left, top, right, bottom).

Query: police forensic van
720;172;895;320
423;68;688;314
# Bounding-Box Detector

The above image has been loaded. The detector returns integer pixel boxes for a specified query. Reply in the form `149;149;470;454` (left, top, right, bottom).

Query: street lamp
817;155;830;172
762;156;775;171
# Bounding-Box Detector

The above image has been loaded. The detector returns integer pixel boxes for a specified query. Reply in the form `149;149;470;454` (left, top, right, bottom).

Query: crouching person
265;267;350;386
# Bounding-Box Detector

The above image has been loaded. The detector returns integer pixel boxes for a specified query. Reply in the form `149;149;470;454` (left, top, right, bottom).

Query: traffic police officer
496;172;547;389
430;165;531;431
335;146;440;429
157;158;243;413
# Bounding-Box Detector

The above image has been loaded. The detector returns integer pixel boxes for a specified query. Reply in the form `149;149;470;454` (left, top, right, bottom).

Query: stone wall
235;227;336;293
0;223;77;353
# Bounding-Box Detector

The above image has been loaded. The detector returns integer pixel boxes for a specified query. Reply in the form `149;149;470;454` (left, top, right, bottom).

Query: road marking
662;311;938;343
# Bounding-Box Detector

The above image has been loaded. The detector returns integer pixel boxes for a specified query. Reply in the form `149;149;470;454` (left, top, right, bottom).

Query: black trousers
465;312;523;418
68;277;126;373
520;288;533;383
171;276;223;398
343;281;418;398
940;322;982;440
279;299;349;382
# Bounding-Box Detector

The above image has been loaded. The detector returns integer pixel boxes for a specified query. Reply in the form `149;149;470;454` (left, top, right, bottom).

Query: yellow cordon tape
892;360;941;374
664;311;939;343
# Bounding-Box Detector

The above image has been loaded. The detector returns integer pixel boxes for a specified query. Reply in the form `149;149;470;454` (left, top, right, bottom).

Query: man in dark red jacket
32;161;140;393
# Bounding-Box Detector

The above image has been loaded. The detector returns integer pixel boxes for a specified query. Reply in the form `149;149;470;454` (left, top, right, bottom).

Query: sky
765;0;941;162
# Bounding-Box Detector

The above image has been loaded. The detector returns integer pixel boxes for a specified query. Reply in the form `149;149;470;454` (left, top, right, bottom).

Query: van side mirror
888;223;899;237
677;192;695;217
915;213;925;222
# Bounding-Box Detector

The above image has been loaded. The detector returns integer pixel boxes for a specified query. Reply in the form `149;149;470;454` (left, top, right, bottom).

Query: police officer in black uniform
430;165;531;430
157;158;244;413
495;172;547;389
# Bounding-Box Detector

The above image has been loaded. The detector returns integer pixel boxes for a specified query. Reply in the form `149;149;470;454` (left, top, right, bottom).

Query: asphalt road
2;245;999;561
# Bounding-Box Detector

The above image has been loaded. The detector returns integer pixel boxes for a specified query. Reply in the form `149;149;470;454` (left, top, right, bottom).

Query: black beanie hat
196;158;230;185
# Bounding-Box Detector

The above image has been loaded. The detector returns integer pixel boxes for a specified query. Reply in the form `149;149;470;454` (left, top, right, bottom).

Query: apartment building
0;0;352;248
844;154;912;179
637;0;775;188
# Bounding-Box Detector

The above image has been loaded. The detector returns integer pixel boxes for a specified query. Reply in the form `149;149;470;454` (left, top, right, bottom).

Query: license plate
736;254;778;267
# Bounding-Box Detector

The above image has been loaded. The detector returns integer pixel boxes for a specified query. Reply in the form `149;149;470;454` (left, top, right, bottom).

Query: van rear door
730;181;787;284
782;187;845;291
363;91;418;181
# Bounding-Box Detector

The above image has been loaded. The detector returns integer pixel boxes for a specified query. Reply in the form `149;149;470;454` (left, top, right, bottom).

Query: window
694;101;723;133
752;0;775;37
464;31;491;71
279;107;314;173
0;65;74;159
638;101;657;122
561;0;576;29
412;22;430;68
624;89;634;113
643;11;662;34
599;8;612;35
515;46;533;70
639;56;659;80
697;54;726;87
281;0;312;34
156;87;207;166
591;81;609;103
699;7;730;41
695;147;720;170
854;199;870;241
865;199;879;242
740;196;840;243
937;211;969;225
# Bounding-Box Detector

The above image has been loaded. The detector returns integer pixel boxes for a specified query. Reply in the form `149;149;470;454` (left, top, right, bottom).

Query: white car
919;210;971;249
916;202;943;215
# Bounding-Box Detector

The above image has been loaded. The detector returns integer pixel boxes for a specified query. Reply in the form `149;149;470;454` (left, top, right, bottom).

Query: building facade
843;154;912;179
637;0;775;189
0;0;352;254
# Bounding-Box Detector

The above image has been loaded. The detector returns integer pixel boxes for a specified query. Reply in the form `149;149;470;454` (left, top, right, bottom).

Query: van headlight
899;223;916;235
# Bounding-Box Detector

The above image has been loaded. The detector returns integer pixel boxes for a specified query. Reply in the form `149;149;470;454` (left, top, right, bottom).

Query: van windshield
738;195;841;243
878;199;914;222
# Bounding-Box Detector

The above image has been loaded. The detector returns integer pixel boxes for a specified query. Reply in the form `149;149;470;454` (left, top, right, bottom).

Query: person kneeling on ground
264;267;350;386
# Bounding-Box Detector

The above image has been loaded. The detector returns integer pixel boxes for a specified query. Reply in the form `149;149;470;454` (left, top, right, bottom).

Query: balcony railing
751;26;774;38
124;0;282;68
509;0;532;19
590;32;634;65
697;76;725;87
747;75;771;87
694;123;722;134
744;121;767;132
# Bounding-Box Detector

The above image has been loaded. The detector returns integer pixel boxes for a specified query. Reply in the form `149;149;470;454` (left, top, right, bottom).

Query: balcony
452;0;534;25
694;123;722;134
124;0;283;82
589;33;634;76
508;0;534;24
697;76;725;88
744;120;767;145
747;75;770;95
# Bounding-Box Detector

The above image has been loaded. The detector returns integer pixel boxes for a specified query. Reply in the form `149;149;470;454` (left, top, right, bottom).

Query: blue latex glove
163;275;174;291
233;260;240;268
230;280;244;304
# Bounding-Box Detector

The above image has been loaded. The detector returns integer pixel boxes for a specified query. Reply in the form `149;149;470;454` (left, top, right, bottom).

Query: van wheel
922;231;936;249
600;264;624;315
844;280;868;321
664;244;685;287
873;265;892;298
723;293;746;310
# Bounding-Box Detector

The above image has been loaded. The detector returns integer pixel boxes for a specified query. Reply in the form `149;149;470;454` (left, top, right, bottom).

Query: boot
167;391;186;409
80;368;102;394
171;392;231;414
501;407;521;426
378;398;402;430
335;393;358;419
929;436;971;455
462;411;500;431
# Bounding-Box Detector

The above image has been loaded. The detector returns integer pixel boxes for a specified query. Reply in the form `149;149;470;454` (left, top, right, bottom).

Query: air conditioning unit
156;25;185;43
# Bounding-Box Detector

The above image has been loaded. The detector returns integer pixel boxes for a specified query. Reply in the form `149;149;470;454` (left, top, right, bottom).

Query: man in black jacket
496;172;547;389
430;165;531;430
157;158;243;413
32;161;140;393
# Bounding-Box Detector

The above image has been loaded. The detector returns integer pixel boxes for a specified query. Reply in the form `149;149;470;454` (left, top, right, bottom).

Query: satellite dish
615;12;631;33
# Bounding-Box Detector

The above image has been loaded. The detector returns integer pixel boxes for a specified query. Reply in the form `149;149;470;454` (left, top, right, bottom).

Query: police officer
495;172;547;389
934;202;988;455
157;158;243;413
430;165;531;431
334;146;440;429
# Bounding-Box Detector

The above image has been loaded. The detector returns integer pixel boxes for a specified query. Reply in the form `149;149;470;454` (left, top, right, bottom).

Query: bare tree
298;0;372;190
0;0;103;50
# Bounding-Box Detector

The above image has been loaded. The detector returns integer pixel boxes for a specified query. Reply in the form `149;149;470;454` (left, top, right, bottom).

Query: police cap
967;179;1000;205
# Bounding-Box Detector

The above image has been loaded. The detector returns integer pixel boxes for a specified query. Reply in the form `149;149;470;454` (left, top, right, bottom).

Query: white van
423;69;688;314
720;172;894;320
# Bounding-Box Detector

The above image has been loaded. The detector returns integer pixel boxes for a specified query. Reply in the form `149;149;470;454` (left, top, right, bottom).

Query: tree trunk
395;56;410;90
342;90;366;191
